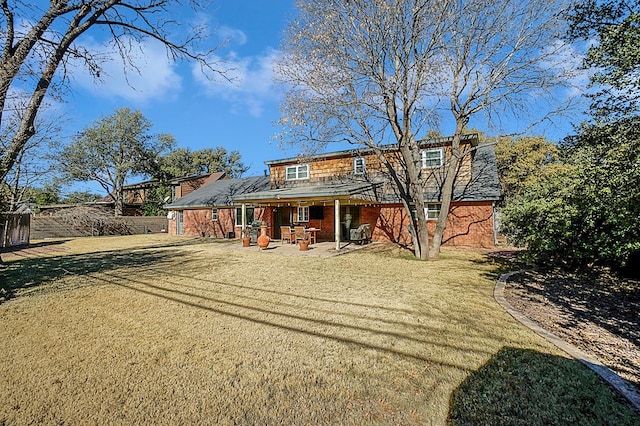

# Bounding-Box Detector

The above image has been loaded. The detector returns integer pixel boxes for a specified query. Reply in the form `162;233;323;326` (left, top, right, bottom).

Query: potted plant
298;233;310;251
241;226;251;247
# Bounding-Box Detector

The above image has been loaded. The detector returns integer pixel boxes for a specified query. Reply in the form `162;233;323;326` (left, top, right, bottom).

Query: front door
274;207;293;239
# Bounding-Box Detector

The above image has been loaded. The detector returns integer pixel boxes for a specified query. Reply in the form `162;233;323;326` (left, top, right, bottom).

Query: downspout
493;201;498;246
334;199;341;251
241;203;247;237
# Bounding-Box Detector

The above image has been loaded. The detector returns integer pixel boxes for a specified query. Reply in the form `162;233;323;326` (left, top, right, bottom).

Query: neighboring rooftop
164;176;271;209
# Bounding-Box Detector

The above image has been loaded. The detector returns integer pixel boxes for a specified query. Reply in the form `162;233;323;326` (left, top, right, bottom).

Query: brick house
165;176;271;238
165;134;501;248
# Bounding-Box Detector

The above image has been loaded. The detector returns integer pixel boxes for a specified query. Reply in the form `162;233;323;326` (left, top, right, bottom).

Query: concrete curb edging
495;270;640;413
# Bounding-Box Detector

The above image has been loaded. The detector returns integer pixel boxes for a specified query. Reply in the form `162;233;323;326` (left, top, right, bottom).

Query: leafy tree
494;136;565;204
27;184;61;207
141;184;171;216
160;147;248;179
502;118;640;270
0;0;223;187
60;191;102;204
58;108;174;216
568;0;640;118
276;0;573;260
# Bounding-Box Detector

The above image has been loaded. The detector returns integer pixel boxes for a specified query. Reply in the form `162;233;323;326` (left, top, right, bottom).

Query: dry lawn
0;235;637;425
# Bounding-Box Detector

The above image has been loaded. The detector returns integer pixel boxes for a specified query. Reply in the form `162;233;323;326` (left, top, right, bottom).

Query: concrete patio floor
231;239;377;257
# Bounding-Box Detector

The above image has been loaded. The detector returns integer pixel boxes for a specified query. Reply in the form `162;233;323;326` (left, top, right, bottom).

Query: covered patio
233;181;383;251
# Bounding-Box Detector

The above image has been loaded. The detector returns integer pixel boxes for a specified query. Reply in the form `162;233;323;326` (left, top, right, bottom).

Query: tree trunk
429;123;464;259
396;142;430;260
115;186;124;216
411;188;430;261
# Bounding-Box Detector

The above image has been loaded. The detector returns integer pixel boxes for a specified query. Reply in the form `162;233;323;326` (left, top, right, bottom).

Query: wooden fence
0;213;30;248
30;216;168;240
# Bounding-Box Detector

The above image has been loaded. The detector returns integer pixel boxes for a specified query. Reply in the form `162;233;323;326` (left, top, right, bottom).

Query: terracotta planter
242;237;251;247
257;226;270;250
299;240;309;251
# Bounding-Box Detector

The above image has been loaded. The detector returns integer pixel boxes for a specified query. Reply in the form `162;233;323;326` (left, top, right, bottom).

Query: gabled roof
430;143;500;202
378;143;500;203
164;176;270;209
168;171;226;185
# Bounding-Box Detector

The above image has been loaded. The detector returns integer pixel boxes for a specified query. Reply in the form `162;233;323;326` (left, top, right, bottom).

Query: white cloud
540;39;593;98
192;49;280;117
70;38;182;103
217;26;248;46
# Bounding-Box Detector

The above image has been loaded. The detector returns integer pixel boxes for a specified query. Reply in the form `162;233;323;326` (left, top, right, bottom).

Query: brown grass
0;235;637;425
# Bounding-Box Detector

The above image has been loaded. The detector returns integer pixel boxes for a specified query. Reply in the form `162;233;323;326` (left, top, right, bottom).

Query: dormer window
421;148;444;168
285;164;309;180
353;157;365;175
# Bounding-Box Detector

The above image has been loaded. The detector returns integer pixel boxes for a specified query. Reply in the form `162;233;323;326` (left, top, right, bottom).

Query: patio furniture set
280;226;319;247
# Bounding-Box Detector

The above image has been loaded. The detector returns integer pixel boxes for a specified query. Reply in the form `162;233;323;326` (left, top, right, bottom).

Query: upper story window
285;164;309;180
421;148;444;168
211;208;218;221
353;157;365;175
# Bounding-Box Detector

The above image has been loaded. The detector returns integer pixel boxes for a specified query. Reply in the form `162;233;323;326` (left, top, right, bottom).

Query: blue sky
60;0;587;195
64;0;297;194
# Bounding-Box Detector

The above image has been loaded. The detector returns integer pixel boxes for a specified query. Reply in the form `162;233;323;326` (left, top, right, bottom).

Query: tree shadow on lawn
0;247;181;303
448;347;639;425
507;269;640;350
475;250;640;354
0;239;68;254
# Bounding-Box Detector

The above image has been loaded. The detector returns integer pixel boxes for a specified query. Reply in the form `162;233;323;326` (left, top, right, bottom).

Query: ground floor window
236;207;255;226
297;206;309;222
425;203;441;220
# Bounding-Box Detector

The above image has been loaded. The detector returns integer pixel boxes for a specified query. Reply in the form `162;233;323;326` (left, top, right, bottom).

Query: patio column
241;203;247;235
334;199;340;251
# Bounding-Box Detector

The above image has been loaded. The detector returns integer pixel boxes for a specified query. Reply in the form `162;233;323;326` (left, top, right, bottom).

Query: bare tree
0;96;62;211
0;0;223;185
428;0;576;258
276;0;575;260
277;0;447;260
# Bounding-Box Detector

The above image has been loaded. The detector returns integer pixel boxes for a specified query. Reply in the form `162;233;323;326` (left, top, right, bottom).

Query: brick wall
373;202;495;247
167;202;496;247
169;207;271;238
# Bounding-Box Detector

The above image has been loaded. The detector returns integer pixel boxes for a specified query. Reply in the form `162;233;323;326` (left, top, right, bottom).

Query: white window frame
421;148;444;168
297;206;310;222
211;208;218;221
425;203;441;220
235;207;255;227
285;164;310;181
353;157;365;175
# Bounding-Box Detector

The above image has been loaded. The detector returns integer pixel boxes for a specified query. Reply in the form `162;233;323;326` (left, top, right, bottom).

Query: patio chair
293;226;307;244
280;226;294;244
